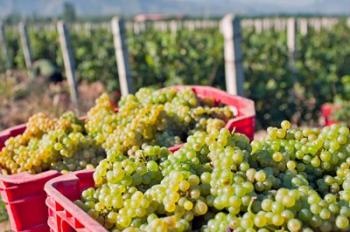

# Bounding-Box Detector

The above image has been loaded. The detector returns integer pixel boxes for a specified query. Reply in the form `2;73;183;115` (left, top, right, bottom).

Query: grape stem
247;196;257;215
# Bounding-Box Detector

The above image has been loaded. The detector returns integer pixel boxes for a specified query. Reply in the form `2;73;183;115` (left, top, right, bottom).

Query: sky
0;0;349;18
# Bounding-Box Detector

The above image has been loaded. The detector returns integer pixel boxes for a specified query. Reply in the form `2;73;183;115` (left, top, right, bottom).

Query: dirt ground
0;70;117;131
0;220;10;231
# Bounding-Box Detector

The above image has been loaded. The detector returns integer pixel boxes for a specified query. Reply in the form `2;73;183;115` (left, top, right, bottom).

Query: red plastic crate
174;85;255;140
1;86;254;231
43;87;255;232
44;142;185;232
321;103;339;126
0;104;122;231
0;124;61;232
0;171;61;232
0;109;121;231
45;170;106;232
0;114;175;232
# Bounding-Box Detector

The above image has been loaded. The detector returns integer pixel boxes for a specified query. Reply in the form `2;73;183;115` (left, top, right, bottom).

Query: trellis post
300;18;308;36
111;17;133;96
221;14;244;96
0;23;10;69
57;21;79;108
19;21;33;71
287;18;296;67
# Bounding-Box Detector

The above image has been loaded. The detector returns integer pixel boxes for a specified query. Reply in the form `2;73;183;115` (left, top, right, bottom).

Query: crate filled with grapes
0;112;106;231
0;85;255;231
84;85;255;154
45;121;350;231
45;127;252;231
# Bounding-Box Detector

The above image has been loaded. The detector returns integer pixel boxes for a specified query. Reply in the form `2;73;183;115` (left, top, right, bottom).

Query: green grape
336;215;349;229
287;218;302;232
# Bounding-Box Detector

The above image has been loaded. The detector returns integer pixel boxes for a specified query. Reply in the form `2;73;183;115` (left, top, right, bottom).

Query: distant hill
0;0;350;18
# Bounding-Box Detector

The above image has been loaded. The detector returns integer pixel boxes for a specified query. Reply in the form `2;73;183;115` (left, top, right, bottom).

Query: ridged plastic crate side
4;194;49;231
45;170;107;232
0;170;60;231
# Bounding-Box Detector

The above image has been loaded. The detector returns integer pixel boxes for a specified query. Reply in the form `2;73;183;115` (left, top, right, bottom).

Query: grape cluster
0;112;105;174
78;127;249;231
77;120;350;232
246;121;350;231
85;87;235;156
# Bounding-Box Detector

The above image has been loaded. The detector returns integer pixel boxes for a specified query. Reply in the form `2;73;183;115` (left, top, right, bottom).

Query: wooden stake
314;18;321;32
221;14;244;96
287;18;296;63
0;23;10;69
57;21;79;108
254;19;262;33
18;21;33;70
111;17;133;96
170;20;177;37
299;18;308;36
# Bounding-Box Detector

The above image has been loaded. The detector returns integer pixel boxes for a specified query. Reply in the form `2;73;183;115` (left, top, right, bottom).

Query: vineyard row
1;16;350;128
1;16;348;100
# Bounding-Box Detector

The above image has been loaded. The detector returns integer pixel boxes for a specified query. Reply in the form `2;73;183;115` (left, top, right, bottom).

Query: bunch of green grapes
251;121;350;177
0;112;105;174
77;126;252;231
85;87;235;156
244;121;350;232
78;120;350;232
